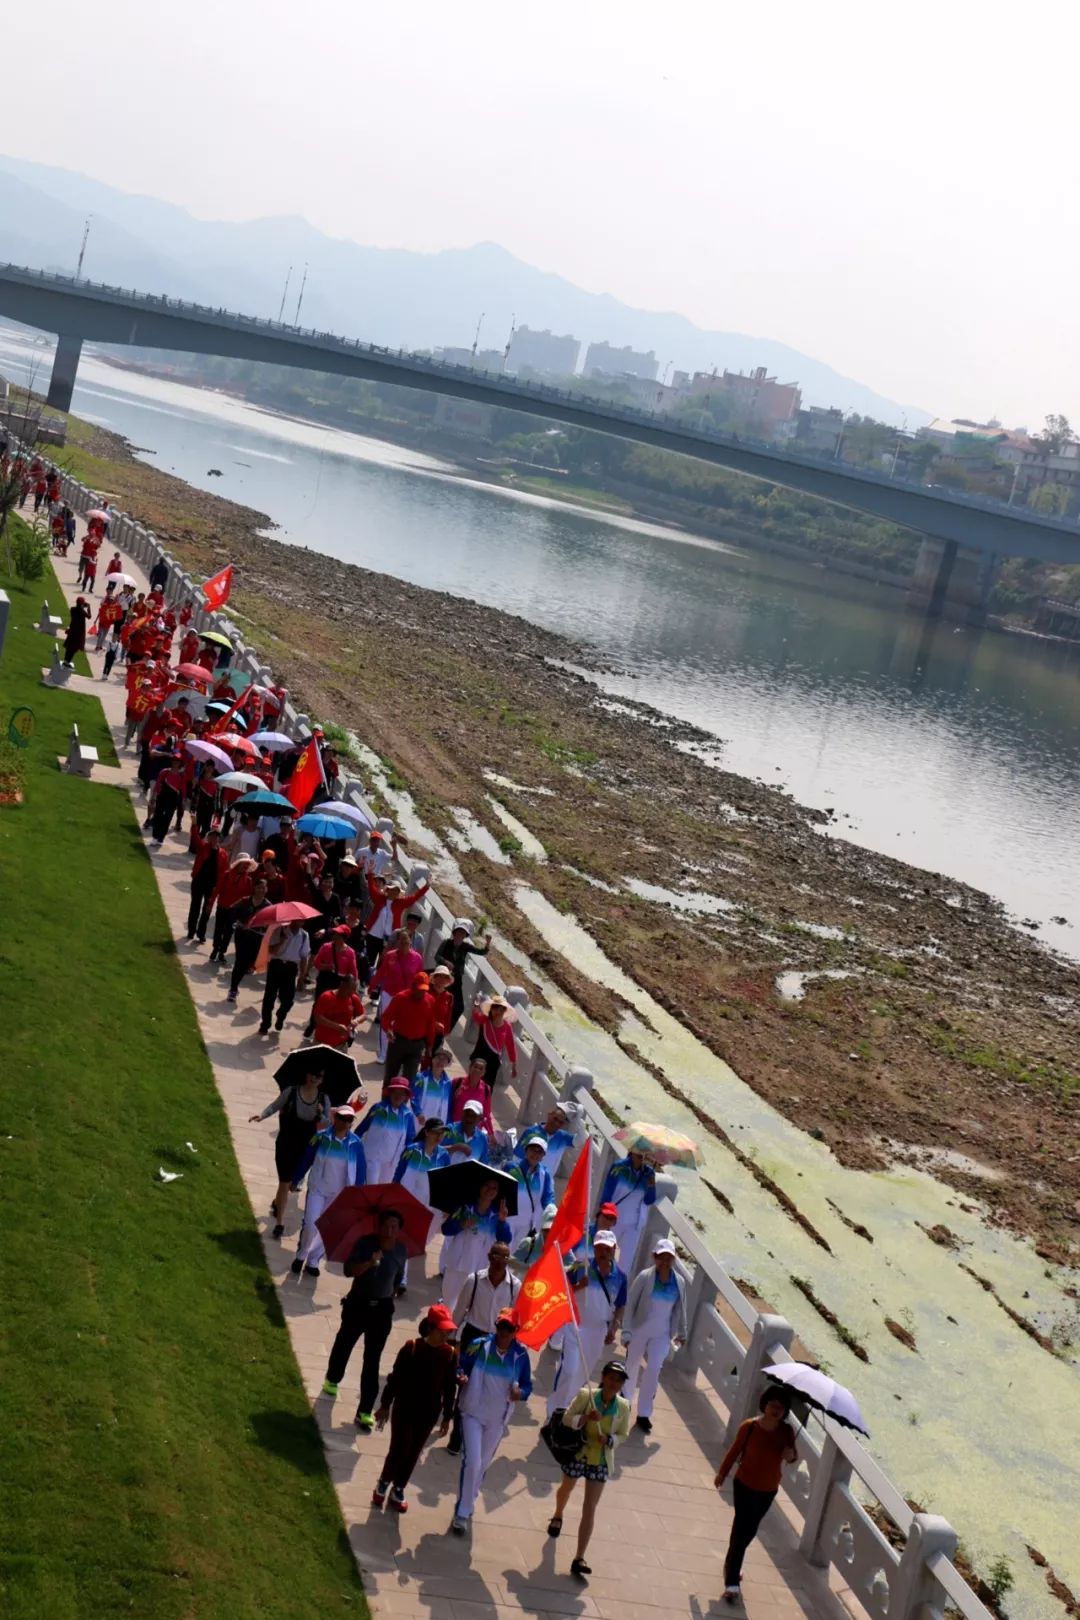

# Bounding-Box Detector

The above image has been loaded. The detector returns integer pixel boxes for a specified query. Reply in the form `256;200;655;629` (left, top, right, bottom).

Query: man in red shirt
313;973;368;1049
429;964;455;1056
209;855;256;962
187;828;228;943
380;973;437;1084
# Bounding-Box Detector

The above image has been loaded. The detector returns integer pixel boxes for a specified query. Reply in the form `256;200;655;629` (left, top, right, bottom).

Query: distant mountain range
0;154;929;427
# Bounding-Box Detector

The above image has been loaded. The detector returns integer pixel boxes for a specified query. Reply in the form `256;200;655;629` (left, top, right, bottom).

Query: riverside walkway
41;529;853;1620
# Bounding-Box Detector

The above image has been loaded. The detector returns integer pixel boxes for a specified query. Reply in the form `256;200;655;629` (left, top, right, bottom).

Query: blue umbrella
294;812;356;841
232;789;295;812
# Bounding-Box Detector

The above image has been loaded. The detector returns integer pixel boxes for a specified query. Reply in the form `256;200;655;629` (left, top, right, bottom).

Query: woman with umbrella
437;1173;513;1312
715;1385;798;1605
434;919;492;1031
393;1116;451;1293
249;1058;331;1239
597;1149;657;1275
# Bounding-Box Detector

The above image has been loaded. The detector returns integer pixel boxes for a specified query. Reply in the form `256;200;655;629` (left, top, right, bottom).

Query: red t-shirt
313;989;365;1048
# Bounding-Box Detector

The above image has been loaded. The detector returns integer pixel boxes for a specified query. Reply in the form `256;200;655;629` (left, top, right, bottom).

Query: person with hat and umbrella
597;1148;657;1275
547;1358;632;1579
621;1237;688;1433
439;1175;511;1317
249;1058;331;1238
353;1078;417;1186
290;1103;367;1278
434;918;492;1033
321;1209;408;1432
371;1304;460;1513
547;1229;627;1417
715;1385;798;1605
451;1308;532;1536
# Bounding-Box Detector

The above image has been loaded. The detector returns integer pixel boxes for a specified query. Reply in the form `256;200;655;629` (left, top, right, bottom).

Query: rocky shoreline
67;415;1080;1256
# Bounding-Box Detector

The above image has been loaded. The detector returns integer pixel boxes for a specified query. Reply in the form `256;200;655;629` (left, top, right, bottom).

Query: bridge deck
47;525;856;1620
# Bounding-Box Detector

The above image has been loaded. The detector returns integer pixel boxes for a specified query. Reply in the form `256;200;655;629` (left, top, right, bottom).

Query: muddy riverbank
61;416;1080;1260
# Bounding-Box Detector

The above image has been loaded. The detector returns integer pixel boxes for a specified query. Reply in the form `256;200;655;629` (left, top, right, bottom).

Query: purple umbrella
185;738;234;772
763;1363;869;1435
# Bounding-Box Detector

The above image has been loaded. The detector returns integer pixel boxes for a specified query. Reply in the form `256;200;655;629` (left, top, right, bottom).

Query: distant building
506;326;580;379
673;366;801;435
917;418;1006;453
434;346;506;375
583;341;658;382
782;405;844;455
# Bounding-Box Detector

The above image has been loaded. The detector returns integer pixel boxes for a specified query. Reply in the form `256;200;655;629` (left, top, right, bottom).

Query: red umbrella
316;1184;434;1262
173;663;213;685
214;732;259;758
248;901;320;928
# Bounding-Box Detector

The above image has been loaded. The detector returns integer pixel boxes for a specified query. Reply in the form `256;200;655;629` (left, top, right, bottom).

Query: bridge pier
907;536;993;625
46;333;83;413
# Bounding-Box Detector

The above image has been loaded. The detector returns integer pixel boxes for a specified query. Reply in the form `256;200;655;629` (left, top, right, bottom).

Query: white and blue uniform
440;1204;512;1312
393;1140;450;1285
354;1100;416;1187
622;1265;689;1420
293;1128;367;1268
455;1333;533;1522
442;1122;490;1164
598;1156;656;1273
412;1068;455;1126
505;1160;555;1256
548;1256;628;1417
513;1120;578;1178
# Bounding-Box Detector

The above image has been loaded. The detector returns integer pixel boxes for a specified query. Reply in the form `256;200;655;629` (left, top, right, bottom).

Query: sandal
547;1516;563;1538
571;1558;591;1580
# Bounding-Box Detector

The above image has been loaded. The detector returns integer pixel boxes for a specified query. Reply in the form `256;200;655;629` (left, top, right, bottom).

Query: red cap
599;1203;619;1219
413;972;430;989
496;1308;517;1326
333;923;351;936
426;1304;457;1333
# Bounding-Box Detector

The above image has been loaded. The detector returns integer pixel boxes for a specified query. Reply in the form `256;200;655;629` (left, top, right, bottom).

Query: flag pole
556;1240;595;1403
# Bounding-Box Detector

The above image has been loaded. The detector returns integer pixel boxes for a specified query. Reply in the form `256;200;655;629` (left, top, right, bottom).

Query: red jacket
364;876;430;935
381;989;437;1048
190;834;229;896
217;868;254;909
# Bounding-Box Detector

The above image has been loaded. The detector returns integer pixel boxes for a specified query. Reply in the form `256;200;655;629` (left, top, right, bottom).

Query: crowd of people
42;491;799;1606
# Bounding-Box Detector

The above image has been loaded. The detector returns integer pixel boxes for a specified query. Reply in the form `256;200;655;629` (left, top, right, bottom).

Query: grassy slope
0;560;363;1619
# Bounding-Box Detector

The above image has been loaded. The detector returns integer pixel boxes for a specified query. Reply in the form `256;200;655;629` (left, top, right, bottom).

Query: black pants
365;935;385;973
195;793;215;836
724;1479;776;1588
384;1034;425;1083
187;880;215;941
326;1295;394;1413
469;1041;501;1088
212;903;238;959
262;959;298;1029
230;926;261;995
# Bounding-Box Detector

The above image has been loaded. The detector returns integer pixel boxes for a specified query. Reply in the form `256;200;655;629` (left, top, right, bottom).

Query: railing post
798;1432;853;1566
671;1257;716;1374
518;1042;551;1128
887;1514;957;1620
725;1312;795;1444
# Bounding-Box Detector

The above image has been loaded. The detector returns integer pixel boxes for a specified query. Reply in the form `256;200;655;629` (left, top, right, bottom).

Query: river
5;326;1080;1612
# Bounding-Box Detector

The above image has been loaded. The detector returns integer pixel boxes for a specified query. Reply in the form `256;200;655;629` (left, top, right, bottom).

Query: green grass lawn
0;561;364;1617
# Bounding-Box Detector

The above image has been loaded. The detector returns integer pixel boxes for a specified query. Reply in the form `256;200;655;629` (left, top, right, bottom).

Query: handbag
540;1408;583;1468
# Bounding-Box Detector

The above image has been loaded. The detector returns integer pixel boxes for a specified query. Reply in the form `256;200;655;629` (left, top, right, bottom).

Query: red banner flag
203;564;233;610
513;1241;577;1350
543;1141;591;1259
286;736;326;813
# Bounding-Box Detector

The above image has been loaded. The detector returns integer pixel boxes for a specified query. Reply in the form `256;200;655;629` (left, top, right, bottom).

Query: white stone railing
44;455;995;1620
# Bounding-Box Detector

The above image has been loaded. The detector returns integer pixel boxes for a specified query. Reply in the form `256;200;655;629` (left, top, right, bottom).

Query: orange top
718;1418;796;1494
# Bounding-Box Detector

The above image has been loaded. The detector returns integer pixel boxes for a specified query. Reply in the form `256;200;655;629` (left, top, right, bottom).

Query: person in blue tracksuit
353;1078;417;1184
597;1151;656;1272
505;1136;555;1260
513;1102;580;1178
392;1119;450;1292
411;1048;455;1125
442;1100;490;1164
451;1311;533;1533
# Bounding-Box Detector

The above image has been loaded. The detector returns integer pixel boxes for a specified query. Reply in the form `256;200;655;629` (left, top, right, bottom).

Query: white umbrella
214;770;266;792
763;1363;869;1435
249;730;294;751
324;800;373;831
185;739;233;772
87;507;110;523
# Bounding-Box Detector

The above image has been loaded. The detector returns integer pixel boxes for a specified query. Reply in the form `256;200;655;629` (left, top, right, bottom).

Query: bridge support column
908;537;989;625
46;333;83;413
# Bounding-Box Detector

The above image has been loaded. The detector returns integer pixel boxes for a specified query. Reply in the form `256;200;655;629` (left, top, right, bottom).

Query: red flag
203;564;233;610
513;1241;576;1350
543;1142;591;1259
286;737;326;813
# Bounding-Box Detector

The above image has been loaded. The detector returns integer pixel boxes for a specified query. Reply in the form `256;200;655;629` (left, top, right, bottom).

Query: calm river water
4;325;1080;1610
5;326;1077;950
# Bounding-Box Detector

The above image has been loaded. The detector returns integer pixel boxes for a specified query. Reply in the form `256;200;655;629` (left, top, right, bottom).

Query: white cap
452;917;473;933
593;1230;618;1248
462;1099;484;1115
332;1104;358;1118
652;1237;676;1257
522;1134;548;1152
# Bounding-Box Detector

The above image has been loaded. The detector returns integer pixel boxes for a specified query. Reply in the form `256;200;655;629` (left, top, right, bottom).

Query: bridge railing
41;448;996;1620
4;258;1075;536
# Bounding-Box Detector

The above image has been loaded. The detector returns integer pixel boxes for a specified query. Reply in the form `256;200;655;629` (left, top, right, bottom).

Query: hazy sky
3;0;1077;426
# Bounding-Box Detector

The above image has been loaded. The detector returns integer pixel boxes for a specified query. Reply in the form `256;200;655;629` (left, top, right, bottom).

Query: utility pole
471;311;484;361
293;263;309;327
504;313;516;365
276;265;293;324
75;217;92;280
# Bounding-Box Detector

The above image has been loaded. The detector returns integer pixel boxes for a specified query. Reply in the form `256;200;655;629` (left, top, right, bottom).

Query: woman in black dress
434;919;492;1031
249;1063;330;1238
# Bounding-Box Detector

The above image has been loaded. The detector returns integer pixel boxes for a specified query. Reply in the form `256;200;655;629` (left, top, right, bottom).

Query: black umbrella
427;1160;519;1219
274;1044;364;1109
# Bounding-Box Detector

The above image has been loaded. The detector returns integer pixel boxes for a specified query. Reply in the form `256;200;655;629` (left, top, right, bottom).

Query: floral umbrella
612;1122;702;1169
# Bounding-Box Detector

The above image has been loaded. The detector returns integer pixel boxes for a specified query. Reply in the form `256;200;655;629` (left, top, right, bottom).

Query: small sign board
8;706;35;748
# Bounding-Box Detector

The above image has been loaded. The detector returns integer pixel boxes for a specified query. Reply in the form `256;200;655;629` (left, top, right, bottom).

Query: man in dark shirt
322;1211;407;1431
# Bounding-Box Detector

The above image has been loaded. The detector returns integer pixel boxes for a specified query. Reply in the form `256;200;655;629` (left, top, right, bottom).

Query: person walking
322;1210;408;1433
469;993;518;1088
439;1177;511;1314
148;749;185;847
393;1117;450;1294
353;1077;417;1185
62;596;91;668
434;918;492;1031
449;1058;495;1138
311;972;367;1050
514;1102;581;1178
227;877;269;1003
446;1239;519;1455
367;926;424;1063
547;1359;632;1579
411;1046;455;1126
451;1311;532;1535
209;855;256;963
291;1104;367;1277
547;1230;627;1417
380;973;438;1083
621;1238;688;1434
260;919;311;1035
186;827;228;943
371;1305;460;1513
505;1135;555;1263
597;1149;656;1274
302;926;360;1036
249;1061;330;1238
442;1098;490;1164
715;1386;798;1606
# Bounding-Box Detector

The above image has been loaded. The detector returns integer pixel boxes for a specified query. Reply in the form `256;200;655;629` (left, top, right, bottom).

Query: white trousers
622;1327;672;1418
441;1266;471;1313
365;1151;400;1189
613;1208;645;1273
297;1188;332;1267
455;1412;505;1520
547;1319;610;1416
376;990;391;1063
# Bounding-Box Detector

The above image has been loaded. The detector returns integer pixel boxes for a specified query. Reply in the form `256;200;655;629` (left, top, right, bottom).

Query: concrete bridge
3;260;1077;609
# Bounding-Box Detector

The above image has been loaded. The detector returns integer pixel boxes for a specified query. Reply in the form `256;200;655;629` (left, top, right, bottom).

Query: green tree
1028;482;1070;516
1036;413;1072;456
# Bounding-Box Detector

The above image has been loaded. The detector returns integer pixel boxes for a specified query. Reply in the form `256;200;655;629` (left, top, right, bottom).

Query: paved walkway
43;531;855;1620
